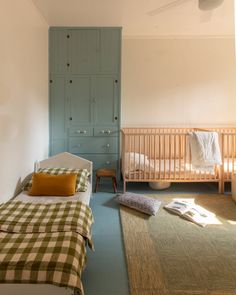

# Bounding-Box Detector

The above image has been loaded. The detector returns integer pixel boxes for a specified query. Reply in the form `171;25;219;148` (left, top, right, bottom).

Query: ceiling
32;0;234;37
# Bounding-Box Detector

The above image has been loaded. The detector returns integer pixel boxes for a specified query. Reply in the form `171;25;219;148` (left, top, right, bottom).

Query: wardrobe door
68;77;92;126
49;29;68;75
92;76;119;126
100;29;121;74
68;30;99;74
49;76;67;155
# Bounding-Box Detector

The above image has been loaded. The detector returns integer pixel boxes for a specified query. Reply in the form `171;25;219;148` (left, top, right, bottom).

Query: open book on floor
164;200;215;227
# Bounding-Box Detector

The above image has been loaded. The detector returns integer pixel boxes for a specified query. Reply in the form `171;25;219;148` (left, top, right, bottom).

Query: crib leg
221;181;225;194
218;180;224;194
123;180;126;193
218;181;222;194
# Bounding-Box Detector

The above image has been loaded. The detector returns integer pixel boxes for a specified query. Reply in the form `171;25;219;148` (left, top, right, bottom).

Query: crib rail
121;127;236;193
222;132;236;182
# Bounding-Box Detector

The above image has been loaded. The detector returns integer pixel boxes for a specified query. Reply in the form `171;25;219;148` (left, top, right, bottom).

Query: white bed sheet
14;181;92;205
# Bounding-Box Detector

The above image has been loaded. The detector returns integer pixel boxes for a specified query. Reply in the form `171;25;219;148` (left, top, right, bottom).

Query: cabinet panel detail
92;76;118;125
68;30;99;74
69;77;92;126
100;29;120;73
50;76;67;139
49;30;67;74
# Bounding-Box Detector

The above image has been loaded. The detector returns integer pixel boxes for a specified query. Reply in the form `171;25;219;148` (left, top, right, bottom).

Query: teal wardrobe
49;27;121;172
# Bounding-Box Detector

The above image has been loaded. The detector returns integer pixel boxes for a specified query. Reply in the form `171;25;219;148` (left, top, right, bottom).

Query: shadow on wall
12;173;33;199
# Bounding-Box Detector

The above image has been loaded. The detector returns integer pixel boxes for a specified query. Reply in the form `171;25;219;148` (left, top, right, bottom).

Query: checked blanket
0;200;94;294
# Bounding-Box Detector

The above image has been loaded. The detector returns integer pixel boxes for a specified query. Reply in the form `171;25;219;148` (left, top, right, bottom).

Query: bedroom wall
121;37;236;127
0;0;48;202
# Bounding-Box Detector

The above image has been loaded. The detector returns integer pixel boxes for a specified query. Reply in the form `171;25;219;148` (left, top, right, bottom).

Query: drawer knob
100;129;111;134
106;161;111;165
105;144;110;148
76;130;87;134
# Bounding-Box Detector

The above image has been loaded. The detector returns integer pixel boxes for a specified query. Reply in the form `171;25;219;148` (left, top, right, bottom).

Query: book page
183;206;215;227
164;200;192;215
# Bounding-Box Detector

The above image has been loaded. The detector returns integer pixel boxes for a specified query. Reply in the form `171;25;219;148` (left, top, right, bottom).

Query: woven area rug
120;194;236;295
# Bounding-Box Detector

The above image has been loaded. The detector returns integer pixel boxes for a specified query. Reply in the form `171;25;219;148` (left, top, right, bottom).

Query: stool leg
112;177;117;193
95;177;100;193
114;177;117;191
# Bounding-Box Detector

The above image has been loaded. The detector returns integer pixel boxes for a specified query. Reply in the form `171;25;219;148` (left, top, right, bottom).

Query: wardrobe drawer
94;127;118;136
78;154;118;170
69;137;118;154
69;126;93;136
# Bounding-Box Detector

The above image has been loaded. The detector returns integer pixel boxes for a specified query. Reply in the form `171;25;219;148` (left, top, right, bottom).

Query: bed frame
36;151;93;177
0;152;93;295
121;128;236;193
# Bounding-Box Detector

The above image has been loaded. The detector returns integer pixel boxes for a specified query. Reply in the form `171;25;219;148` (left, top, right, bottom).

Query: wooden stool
95;168;117;193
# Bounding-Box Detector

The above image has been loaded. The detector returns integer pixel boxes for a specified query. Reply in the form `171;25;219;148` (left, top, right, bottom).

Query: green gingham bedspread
0;200;94;294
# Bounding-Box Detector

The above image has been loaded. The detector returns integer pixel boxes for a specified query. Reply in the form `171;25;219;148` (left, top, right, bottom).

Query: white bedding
125;158;236;176
15;181;92;205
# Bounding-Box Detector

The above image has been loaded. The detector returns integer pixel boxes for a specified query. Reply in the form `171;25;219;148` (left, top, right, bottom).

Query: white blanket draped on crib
189;131;222;172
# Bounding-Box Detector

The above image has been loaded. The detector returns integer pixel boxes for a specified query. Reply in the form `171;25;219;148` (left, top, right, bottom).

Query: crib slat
128;135;131;180
164;135;166;179
184;134;187;180
169;134;171;179
159;134;161;179
227;134;229;179
154;135;157;180
179;135;181;179
144;135;146;178
174;134;176;179
233;135;235;175
149;134;151;180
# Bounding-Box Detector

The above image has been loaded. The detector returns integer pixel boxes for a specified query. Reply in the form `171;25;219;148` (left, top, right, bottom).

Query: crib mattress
124;159;236;180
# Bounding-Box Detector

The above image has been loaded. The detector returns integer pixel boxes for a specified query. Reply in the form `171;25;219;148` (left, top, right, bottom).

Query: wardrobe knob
76;130;87;134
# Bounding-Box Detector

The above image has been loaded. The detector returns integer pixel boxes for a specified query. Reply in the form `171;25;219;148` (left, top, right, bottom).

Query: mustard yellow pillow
28;173;77;196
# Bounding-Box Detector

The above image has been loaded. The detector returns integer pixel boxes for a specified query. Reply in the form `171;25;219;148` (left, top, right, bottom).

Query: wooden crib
121;128;236;193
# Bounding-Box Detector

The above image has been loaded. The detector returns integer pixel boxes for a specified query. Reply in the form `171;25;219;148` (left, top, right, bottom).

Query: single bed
0;152;93;295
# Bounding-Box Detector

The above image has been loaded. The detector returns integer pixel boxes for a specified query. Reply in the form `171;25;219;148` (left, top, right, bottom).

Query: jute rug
120;194;236;295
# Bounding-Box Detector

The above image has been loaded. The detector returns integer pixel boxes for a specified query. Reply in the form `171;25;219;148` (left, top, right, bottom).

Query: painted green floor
82;181;230;295
82;190;129;295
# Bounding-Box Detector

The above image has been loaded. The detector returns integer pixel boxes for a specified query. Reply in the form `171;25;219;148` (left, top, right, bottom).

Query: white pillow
124;152;149;173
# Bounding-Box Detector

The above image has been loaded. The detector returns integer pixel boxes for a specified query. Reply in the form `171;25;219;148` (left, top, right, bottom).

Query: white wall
0;0;48;202
121;37;236;127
